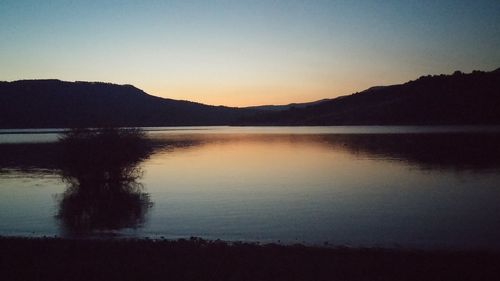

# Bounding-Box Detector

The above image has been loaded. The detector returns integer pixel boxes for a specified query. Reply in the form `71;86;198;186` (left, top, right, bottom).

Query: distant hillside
0;80;258;128
244;99;331;112
2;69;499;128
236;69;500;125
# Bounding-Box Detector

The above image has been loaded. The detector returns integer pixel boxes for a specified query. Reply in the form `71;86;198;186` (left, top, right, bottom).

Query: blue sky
1;0;499;106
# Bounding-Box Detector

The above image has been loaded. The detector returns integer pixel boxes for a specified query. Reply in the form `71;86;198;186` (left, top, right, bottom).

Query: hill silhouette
0;80;258;128
243;98;332;112
237;68;500;125
1;68;500;128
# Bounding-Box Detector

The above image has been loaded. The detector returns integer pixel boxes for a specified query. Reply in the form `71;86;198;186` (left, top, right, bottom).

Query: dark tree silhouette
56;127;153;235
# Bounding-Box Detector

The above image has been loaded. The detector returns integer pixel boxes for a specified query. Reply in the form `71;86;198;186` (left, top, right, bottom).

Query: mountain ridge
236;68;500;125
1;68;499;128
0;79;258;128
243;99;332;112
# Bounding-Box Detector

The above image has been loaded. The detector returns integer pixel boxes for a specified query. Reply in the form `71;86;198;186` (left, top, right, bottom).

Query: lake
1;126;500;250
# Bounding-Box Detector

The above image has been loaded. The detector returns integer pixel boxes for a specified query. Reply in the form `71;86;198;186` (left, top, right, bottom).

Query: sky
1;0;499;107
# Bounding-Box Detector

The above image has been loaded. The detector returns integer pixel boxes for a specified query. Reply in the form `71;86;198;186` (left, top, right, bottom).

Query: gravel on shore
1;236;499;281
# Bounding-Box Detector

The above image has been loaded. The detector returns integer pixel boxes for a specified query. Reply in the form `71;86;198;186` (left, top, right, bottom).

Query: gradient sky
1;0;499;106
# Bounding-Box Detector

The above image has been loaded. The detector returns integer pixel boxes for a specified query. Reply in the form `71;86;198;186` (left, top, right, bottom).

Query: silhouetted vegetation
237;68;500;125
1;236;499;281
56;128;153;234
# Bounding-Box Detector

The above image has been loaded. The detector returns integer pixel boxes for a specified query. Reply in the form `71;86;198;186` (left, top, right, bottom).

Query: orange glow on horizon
137;67;407;107
142;83;371;107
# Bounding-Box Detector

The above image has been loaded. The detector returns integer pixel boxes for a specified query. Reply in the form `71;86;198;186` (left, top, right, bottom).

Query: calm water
1;126;500;250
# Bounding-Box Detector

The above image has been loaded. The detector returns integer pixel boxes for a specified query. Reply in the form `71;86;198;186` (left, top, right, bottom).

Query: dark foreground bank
1;237;499;281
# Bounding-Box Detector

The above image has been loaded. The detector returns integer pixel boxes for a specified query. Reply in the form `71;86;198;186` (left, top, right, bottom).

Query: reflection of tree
56;128;153;234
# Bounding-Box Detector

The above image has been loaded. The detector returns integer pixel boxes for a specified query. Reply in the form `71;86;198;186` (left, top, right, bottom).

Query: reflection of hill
0;136;201;173
0;143;61;174
1;132;500;176
150;132;500;171
120;132;500;171
317;133;500;171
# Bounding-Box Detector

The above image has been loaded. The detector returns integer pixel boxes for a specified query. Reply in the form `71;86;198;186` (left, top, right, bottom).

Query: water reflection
317;133;500;171
2;132;500;173
1;128;500;247
56;128;153;235
148;132;500;171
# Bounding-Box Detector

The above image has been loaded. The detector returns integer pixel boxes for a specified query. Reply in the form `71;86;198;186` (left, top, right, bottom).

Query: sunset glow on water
1;127;499;250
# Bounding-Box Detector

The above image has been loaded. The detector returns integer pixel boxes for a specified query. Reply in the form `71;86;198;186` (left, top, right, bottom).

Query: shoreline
1;236;499;281
2;233;499;253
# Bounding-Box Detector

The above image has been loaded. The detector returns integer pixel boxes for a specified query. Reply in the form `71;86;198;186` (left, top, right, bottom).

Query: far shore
1;236;499;281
